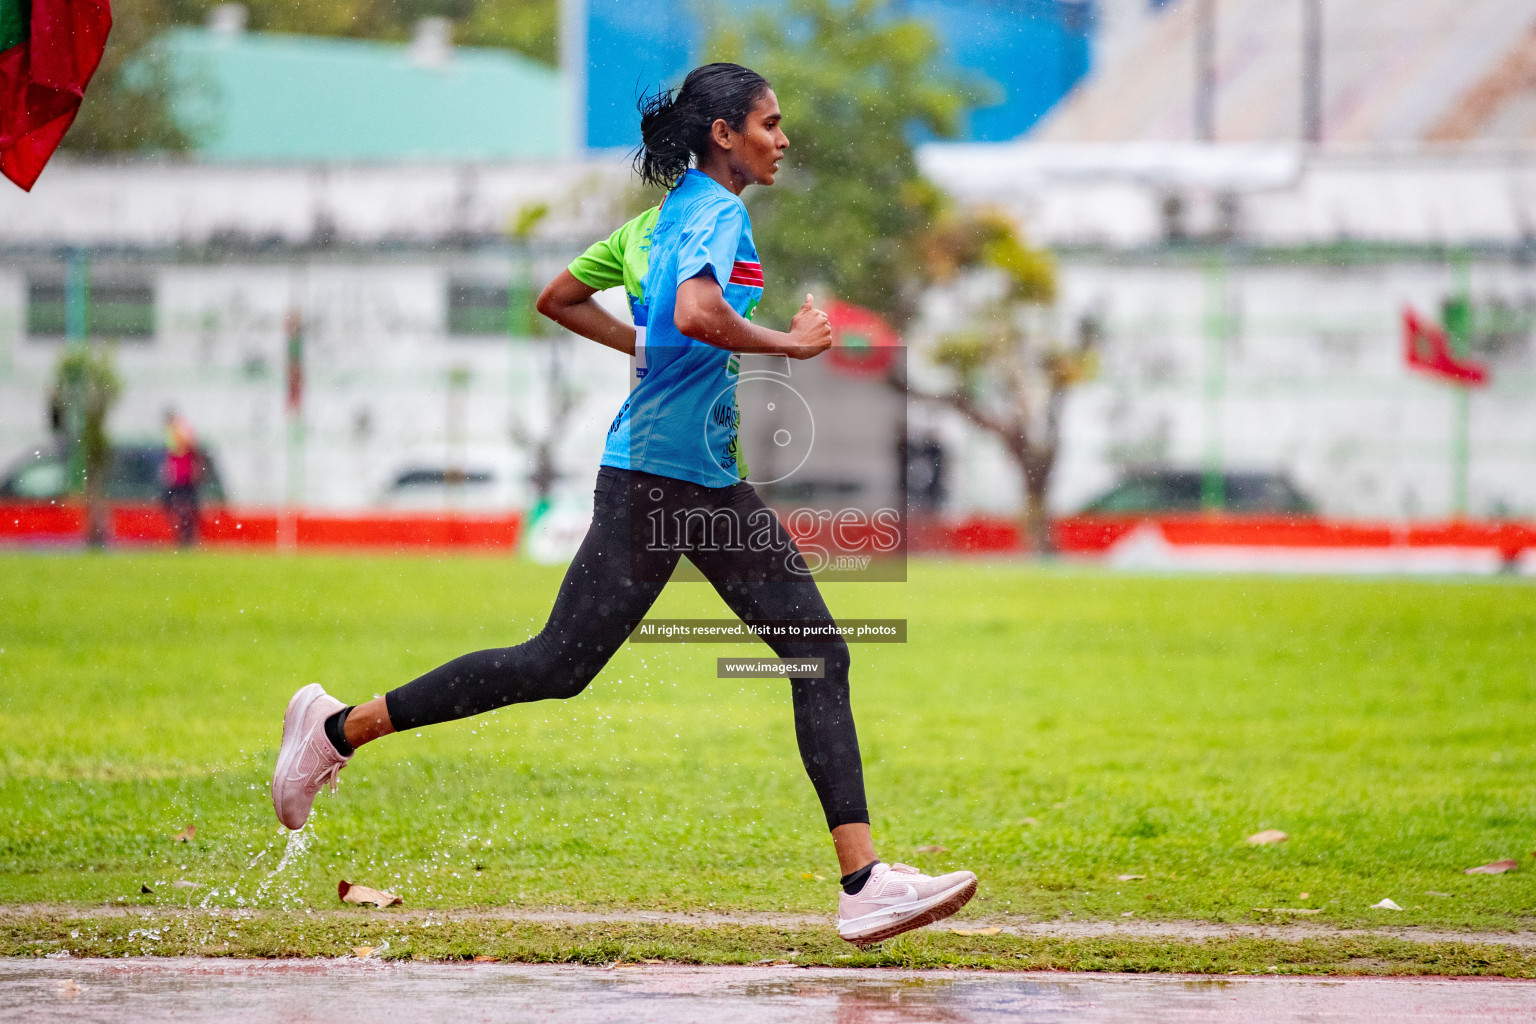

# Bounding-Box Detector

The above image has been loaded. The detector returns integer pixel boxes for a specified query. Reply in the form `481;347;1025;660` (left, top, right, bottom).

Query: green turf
1;553;1533;941
6;908;1536;976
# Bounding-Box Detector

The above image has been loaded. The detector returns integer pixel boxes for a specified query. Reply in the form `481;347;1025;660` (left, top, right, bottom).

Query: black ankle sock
840;861;879;895
323;707;355;758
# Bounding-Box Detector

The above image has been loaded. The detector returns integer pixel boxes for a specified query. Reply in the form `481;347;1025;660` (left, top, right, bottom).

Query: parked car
377;467;515;511
0;442;227;504
1078;470;1316;516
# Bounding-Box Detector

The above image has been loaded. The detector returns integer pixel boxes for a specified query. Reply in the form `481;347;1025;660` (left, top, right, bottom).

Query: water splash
272;827;311;875
241;827;314;909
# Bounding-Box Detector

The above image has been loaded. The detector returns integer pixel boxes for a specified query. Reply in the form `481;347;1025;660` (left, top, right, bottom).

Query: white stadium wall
3;153;1535;518
1053;256;1536;519
0;254;632;512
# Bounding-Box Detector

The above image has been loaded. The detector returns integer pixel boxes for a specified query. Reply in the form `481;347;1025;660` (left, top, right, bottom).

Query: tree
508;337;578;515
907;208;1096;553
64;0;557;155
62;0;200;153
709;0;1093;552
165;0;558;63
49;346;121;547
707;0;972;328
457;0;557;62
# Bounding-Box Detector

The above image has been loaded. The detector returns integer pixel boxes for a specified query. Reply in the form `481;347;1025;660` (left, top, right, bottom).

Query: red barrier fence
4;503;1533;565
911;514;1536;561
1052;515;1536;558
0;503;523;551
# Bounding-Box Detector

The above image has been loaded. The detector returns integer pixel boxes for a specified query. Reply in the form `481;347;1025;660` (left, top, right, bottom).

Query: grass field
2;552;1534;971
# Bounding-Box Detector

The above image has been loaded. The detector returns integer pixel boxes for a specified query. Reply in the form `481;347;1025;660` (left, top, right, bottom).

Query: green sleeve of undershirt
568;224;627;292
567;206;661;307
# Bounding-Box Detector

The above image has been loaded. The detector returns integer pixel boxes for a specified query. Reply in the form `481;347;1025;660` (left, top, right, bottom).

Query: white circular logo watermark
704;374;815;486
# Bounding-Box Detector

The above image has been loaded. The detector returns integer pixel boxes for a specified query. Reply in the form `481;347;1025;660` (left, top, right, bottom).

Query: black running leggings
384;466;868;829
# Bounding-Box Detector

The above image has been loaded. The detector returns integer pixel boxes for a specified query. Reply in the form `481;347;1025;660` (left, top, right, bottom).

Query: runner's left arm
675;277;830;360
669;199;830;359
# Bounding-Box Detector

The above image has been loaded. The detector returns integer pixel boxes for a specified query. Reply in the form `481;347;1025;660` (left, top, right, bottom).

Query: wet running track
4;958;1535;1022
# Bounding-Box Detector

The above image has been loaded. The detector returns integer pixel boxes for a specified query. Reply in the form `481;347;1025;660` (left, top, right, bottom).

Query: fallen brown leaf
1246;829;1288;846
641;959;666;965
351;946;377;958
916;845;948;854
338;879;402;907
1298;892;1310;900
471;955;498;962
1465;859;1518;875
1117;874;1146;881
1020;817;1040;826
172;825;196;842
799;871;826;881
949;926;1001;936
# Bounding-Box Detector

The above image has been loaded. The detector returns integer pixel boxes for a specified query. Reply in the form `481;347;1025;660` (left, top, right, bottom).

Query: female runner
271;62;976;946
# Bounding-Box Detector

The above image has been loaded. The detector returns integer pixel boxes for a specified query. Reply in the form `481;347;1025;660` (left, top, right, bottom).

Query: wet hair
635;63;772;190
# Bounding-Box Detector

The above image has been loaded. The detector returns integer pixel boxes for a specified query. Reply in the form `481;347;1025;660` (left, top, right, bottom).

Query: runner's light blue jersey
600;169;764;487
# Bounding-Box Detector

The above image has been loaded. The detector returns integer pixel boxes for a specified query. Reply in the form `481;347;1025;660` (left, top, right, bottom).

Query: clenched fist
786;293;833;360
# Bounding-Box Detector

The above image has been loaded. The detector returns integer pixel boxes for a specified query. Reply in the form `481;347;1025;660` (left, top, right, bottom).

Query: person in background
162;409;199;547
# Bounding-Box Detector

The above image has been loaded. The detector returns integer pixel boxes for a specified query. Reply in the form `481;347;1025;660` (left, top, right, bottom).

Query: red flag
825;299;900;377
0;0;113;191
1403;307;1488;387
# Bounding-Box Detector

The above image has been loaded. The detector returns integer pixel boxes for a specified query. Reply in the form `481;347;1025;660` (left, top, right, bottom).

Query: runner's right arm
536;271;636;355
537;216;646;355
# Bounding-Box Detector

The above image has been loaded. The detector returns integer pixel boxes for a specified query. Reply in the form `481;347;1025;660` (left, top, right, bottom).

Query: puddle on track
3;958;1536;1023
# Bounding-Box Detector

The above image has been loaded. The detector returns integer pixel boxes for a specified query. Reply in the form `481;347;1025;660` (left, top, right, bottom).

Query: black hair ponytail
635;62;771;190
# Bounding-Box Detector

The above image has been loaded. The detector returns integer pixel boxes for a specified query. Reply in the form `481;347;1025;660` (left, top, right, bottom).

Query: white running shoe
271;683;350;830
836;862;978;947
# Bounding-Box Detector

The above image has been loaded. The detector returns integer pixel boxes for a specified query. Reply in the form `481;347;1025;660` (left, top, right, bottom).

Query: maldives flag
1403;307;1489;387
0;0;111;191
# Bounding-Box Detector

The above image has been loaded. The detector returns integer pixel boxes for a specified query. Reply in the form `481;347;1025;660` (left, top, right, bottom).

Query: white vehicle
375;467;516;512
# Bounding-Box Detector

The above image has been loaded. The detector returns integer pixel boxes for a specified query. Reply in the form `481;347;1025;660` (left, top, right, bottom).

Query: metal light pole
1202;255;1230;512
1301;0;1323;144
1194;0;1217;142
446;364;471;509
1446;254;1474;518
559;0;587;157
62;249;90;493
281;308;305;550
